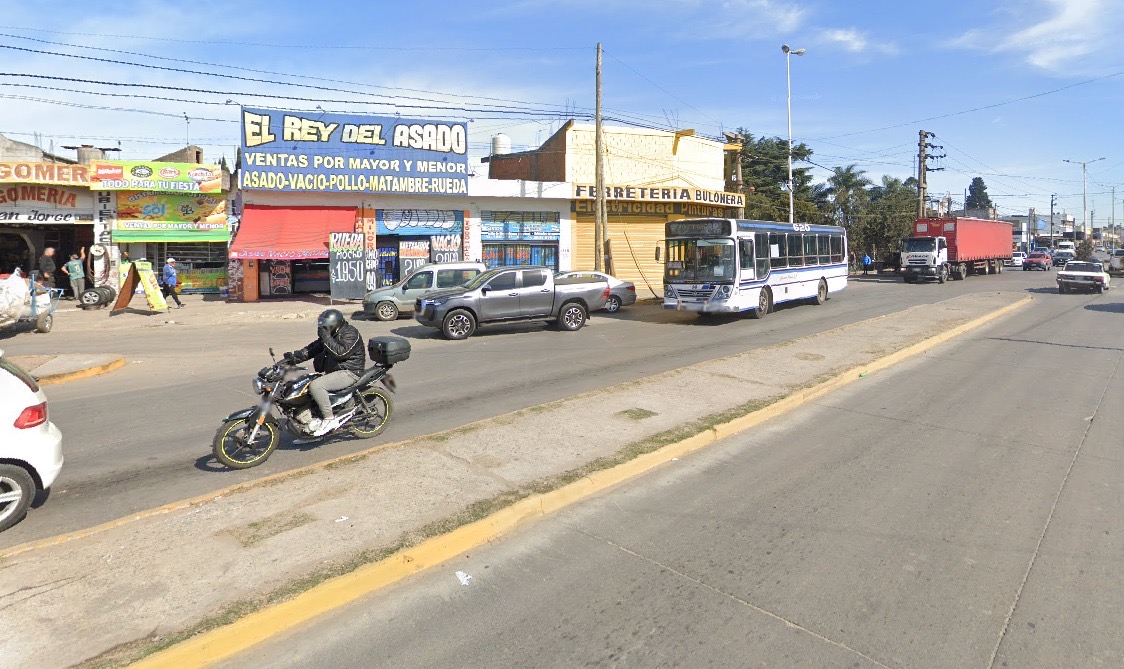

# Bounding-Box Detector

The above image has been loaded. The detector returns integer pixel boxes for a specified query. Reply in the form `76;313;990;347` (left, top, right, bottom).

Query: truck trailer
900;217;1014;283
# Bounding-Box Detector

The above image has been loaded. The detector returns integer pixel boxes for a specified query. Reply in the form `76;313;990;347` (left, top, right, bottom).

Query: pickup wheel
441;309;476;340
557;302;587;331
373;301;399;322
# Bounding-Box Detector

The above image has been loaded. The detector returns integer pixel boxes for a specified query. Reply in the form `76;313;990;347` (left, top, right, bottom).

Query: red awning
229;205;357;260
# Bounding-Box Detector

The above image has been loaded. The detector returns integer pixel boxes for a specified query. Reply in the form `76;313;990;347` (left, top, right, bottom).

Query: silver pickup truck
414;266;609;340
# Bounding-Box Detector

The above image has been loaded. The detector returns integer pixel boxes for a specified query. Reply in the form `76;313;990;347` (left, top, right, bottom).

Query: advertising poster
134;261;169;311
269;262;291;295
355;207;379;291
240;108;468;196
177;268;227;294
430;233;462;263
399;240;430;277
114;192;229;242
90;161;223;193
329;232;366;300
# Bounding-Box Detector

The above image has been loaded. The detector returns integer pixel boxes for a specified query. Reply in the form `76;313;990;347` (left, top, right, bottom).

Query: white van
1055;240;1076;252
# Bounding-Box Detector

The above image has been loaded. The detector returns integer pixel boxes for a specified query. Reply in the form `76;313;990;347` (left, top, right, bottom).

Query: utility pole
1113;186;1116;250
1050;193;1056;245
1028;207;1035;252
594;43;605;272
916;130;943;218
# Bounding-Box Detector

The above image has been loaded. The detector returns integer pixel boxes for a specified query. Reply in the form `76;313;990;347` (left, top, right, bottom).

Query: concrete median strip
8;353;127;385
0;293;1031;669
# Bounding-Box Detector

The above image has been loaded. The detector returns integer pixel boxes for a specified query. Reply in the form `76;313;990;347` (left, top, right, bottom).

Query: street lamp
782;44;805;227
1063;157;1105;242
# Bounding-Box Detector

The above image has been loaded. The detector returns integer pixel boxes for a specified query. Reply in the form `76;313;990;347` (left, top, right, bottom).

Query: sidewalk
7;353;126;384
0;291;1029;669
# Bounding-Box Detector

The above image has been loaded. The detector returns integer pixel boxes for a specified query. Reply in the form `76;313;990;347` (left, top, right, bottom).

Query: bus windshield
902;238;936;253
665;238;736;283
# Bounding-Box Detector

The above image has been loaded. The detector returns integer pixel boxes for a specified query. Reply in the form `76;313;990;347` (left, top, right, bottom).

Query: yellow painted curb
36;356;127;386
129;295;1031;669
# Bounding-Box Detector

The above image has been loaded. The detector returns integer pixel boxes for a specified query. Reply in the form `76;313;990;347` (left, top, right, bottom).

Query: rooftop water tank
491;134;511;156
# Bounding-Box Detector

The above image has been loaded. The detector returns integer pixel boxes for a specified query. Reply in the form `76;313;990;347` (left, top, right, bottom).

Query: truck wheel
556;302;587;331
374;301;399;322
938;266;948;284
1058;284;1066;294
749;287;772;319
959;264;968;279
813;279;828;305
441;310;476;340
996;261;1003;274
903;276;914;284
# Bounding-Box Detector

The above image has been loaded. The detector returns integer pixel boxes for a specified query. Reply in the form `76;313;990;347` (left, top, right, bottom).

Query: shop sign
377;209;462;236
481;220;560;241
430;233;462;263
239;108;468;196
572;200;731;217
89;160;223;192
329;232;366;300
0;184;95;223
355;207;379;291
177;268;227;294
0;161;89;185
572;184;744;208
116;191;227;224
399;239;430;276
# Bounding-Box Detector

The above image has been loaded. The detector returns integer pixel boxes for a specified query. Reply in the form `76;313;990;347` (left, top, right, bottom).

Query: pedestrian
37;246;57;288
849;250;856;274
161;257;184;308
862;252;872;276
61;248;86;300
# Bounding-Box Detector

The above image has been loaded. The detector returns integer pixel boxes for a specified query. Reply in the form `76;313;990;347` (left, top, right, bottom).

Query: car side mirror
481;286;489;295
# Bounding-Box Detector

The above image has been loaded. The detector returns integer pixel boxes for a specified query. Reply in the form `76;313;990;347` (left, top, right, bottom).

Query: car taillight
602;287;610;299
14;401;47;429
626;285;636;292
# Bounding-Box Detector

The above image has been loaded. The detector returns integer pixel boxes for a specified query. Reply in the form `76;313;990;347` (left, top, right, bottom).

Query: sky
1;0;1122;228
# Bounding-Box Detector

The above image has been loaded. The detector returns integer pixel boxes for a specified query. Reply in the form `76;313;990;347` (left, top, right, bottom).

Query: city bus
660;218;848;317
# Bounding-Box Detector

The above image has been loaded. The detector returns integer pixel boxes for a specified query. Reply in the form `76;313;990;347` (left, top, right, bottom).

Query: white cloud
950;0;1119;72
717;0;809;38
821;28;899;55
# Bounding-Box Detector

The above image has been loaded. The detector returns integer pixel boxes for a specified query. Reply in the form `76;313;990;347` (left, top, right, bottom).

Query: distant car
0;349;64;532
556;271;636;312
1024;251;1052;271
1108;249;1124;275
1052;250;1076;268
1005;251;1026;267
1057;261;1110;294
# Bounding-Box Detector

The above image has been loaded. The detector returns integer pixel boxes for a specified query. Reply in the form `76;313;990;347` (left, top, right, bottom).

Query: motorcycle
212;336;410;469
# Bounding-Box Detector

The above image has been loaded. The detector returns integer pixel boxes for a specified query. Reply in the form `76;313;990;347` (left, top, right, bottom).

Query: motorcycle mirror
269;347;276;361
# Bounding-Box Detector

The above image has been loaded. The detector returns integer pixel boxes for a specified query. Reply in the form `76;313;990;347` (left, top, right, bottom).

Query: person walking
37;247;57;288
849;250;856;274
161;257;184;308
862;252;872;276
61;248;86;300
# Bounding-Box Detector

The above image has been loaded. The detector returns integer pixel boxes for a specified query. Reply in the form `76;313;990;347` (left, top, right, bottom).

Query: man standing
61;248;87;300
162;257;184;308
37;247;57;288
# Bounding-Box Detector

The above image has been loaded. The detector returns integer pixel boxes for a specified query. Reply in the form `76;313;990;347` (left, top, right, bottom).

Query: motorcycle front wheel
350;388;393;438
213;416;280;469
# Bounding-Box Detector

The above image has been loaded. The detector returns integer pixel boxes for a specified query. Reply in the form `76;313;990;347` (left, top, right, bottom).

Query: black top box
368;336;411;365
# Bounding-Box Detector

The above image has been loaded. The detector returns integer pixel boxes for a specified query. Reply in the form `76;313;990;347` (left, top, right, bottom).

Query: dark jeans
162;284;182;306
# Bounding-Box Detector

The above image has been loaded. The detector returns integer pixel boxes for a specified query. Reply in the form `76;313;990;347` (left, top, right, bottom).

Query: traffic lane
220;277;1118;668
0;271;1046;546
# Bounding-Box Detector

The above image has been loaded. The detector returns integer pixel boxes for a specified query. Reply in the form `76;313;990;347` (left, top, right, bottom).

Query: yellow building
486;121;742;298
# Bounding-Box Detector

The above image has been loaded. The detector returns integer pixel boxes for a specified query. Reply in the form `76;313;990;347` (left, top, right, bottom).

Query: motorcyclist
284;308;366;436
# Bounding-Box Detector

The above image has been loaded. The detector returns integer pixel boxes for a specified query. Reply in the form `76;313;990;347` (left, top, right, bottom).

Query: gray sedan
555;271;636;312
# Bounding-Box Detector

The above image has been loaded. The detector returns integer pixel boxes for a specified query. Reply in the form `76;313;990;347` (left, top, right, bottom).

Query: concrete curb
129;295;1033;669
36;355;126;385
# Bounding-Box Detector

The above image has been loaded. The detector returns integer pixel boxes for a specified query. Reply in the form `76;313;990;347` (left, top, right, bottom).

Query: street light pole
782;44;805;227
1064;157;1105;242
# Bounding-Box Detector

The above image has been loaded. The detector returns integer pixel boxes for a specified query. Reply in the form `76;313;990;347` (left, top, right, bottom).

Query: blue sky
1;0;1121;226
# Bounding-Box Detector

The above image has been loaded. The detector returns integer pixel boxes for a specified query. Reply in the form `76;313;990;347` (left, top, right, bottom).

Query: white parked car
0;349;64;532
1056;261;1111;294
1005;251;1026;267
1108;249;1124;275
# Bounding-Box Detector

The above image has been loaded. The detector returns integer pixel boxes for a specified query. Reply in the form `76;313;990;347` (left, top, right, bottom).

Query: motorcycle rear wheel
350;388;393;438
213;417;280;469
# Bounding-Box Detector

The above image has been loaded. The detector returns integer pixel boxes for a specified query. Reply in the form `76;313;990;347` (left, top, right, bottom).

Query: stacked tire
79;286;117;310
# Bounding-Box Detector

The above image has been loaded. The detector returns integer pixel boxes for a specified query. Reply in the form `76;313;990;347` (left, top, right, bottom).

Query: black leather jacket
292;322;366;375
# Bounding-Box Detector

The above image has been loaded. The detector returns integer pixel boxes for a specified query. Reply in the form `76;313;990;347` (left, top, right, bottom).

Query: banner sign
572;184;744;208
399;239;430;277
377;209;462;236
0;162;89;185
176;268;226;294
113;191;229;241
355;207;379;291
0;184;96;223
239;108;468;196
329;232;367;300
430;233;462;263
90;160;223;192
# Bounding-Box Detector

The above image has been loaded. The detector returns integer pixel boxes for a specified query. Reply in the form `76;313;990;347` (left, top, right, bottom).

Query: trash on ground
335;516;349;523
455;571;473;586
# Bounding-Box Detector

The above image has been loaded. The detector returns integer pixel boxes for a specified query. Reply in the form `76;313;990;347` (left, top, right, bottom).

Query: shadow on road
1025;287;1062;294
1085;302;1124;314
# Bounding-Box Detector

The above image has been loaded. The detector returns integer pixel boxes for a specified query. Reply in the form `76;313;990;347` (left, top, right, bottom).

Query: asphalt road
219;271;1124;668
0;269;1062;547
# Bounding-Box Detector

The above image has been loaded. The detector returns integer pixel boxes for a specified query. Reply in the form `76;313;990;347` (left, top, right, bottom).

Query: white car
1005;251;1026;267
0;349;64;532
1056;261;1111;294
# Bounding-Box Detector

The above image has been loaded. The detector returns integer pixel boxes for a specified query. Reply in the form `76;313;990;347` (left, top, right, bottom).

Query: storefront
93;160;231;294
481;210;561;270
0;161;97;282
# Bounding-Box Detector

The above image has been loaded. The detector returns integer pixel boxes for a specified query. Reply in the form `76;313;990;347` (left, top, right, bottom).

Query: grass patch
231;511;315;548
427;423;483;444
616;407;658;421
325;453;368;470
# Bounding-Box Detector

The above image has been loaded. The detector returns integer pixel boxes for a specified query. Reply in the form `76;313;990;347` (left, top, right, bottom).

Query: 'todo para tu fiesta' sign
90;161;223;192
239;108;468;196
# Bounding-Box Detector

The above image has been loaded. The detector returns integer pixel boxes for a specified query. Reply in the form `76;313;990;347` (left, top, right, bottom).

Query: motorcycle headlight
252;377;266;394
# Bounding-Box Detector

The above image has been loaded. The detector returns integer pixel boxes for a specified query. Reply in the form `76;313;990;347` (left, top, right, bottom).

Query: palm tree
825;164;872;232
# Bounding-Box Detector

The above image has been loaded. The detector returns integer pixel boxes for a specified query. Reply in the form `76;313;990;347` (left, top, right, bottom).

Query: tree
965;177;992;211
734;130;819;223
858;176;917;263
823;164;872;234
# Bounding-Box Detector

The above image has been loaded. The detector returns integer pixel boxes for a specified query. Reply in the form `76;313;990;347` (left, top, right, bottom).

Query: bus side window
739;238;754;272
830;235;843;263
804;234;818;266
770;233;788;268
789;234;805;267
818;234;830;265
755;232;770;277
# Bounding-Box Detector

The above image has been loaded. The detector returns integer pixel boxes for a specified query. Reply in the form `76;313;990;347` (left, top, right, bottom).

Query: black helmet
317;308;345;332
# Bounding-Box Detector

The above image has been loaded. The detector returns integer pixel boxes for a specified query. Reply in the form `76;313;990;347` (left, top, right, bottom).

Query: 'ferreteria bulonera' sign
239;108;468;196
572;184;744;208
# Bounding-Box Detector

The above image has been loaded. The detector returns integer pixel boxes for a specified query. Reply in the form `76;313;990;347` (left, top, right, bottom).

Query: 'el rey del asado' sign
239;108;468;196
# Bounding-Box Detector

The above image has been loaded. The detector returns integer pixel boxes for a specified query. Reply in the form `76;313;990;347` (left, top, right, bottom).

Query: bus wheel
813;279;828;305
750;287;772;319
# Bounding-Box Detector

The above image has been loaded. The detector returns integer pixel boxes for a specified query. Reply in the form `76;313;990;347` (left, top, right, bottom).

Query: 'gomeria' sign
239;108;468;196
